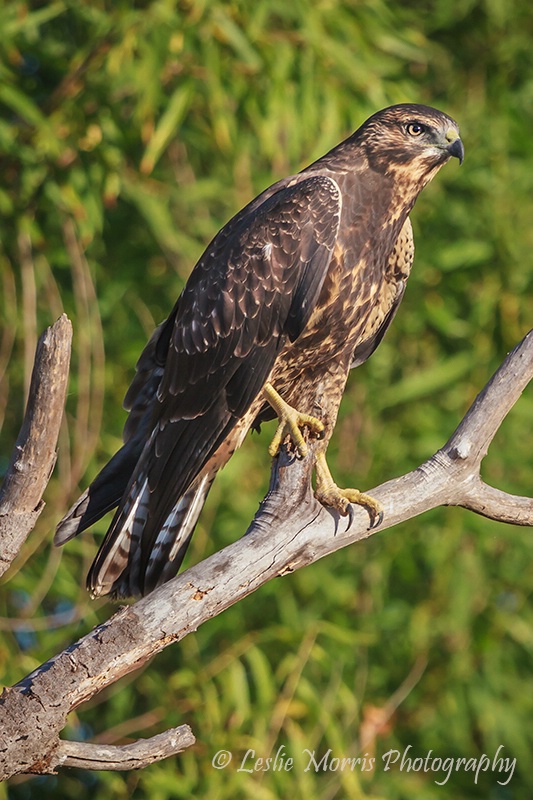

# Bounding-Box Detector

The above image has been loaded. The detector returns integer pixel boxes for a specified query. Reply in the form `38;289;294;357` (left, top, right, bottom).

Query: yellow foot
263;382;325;458
314;451;383;528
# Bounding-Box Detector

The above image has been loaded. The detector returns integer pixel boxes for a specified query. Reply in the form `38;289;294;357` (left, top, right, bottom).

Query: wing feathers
67;174;343;597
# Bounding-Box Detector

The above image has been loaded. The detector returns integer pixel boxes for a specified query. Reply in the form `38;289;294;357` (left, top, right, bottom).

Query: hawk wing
86;174;342;595
54;323;167;545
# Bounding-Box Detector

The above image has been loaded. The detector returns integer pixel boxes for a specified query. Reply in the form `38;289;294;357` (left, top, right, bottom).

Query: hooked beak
445;132;464;165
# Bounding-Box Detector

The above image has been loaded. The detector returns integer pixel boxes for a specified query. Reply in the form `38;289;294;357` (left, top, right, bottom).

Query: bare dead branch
54;725;195;772
440;329;533;524
0;315;72;576
0;327;532;780
446;330;533;467
458;478;533;524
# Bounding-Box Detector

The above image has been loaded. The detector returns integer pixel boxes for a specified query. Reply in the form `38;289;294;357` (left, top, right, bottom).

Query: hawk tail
86;470;216;599
54;441;142;545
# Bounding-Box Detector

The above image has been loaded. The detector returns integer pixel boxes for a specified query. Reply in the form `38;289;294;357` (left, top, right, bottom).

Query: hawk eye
406;122;426;137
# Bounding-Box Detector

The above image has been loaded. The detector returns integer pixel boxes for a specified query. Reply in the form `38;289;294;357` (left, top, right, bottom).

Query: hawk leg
262;383;383;528
314;451;383;528
263;382;325;458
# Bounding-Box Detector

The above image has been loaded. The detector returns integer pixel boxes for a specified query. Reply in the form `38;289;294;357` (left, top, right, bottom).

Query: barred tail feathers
54;439;144;546
87;471;215;598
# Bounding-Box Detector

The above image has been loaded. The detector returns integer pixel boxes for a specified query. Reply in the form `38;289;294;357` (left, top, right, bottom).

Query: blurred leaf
140;83;194;175
377;353;473;409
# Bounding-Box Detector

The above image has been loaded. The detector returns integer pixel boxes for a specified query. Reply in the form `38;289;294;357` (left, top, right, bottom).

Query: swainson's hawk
55;104;464;598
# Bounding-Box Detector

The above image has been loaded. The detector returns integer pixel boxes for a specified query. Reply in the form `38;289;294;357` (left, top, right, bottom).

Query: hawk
55;104;464;598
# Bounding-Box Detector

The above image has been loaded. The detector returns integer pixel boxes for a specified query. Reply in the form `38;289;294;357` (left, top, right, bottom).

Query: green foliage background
1;1;533;797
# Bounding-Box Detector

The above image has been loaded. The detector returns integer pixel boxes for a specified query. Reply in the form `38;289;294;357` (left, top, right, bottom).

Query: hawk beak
445;133;464;165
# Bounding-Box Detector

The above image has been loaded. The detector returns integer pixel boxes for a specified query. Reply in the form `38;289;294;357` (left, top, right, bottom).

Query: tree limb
1;327;532;780
0;314;72;576
54;725;195;771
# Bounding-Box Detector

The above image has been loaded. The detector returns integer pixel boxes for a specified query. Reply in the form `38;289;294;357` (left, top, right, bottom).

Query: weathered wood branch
0;315;72;577
54;725;195;771
1;326;532;780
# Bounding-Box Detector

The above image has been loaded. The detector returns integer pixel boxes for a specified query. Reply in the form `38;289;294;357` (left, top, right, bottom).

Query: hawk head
357;103;464;179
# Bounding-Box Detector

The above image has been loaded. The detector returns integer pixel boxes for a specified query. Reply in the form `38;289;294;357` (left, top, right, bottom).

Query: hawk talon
314;451;384;529
345;503;382;532
263;382;325;459
346;504;355;532
370;508;384;529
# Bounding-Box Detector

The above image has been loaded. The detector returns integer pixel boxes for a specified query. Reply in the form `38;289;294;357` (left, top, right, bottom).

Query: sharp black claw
368;508;384;530
343;503;383;532
345;504;355;531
